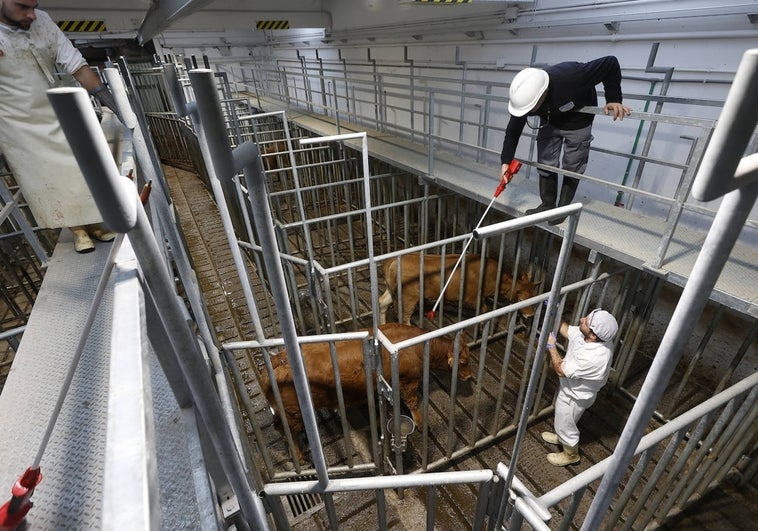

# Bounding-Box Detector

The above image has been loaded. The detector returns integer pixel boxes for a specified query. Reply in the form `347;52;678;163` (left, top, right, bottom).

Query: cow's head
505;271;539;322
448;338;474;381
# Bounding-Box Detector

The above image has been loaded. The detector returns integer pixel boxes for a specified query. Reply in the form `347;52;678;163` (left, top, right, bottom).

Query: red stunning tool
426;159;522;320
0;467;43;531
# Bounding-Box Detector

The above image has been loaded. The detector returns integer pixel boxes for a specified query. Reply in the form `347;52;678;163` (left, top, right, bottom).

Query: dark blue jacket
500;56;624;164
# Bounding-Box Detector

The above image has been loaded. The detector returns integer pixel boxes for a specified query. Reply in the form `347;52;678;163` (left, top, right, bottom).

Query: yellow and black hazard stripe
57;20;107;32
255;20;290;30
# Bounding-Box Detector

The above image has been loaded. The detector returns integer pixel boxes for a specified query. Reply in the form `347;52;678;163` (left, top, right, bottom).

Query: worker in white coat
0;0;118;252
543;308;619;466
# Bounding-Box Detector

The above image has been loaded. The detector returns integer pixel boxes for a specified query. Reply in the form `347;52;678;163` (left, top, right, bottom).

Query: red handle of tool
495;159;523;197
0;467;42;530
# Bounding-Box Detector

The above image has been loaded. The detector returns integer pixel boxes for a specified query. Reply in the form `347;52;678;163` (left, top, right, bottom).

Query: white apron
0;24;102;228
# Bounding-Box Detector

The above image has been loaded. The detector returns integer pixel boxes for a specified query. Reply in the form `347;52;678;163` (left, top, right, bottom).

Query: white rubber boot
87;223;116;242
71;226;95;253
541;431;560;445
547;444;580;466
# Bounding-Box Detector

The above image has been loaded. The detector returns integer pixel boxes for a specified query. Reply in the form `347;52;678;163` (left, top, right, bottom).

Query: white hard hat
508;68;549;117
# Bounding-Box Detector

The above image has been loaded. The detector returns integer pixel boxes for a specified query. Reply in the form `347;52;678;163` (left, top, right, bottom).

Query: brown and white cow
378;253;538;325
263;322;473;460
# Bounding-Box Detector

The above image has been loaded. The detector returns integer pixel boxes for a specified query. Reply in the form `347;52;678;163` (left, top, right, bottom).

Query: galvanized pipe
238;140;332;482
693;49;758;201
582;48;758;528
47;86;269;530
262;468;493;497
539;371;758;508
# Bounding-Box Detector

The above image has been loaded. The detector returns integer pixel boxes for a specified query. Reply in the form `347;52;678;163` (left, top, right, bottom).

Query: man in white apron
542;308;619;466
0;0;117;252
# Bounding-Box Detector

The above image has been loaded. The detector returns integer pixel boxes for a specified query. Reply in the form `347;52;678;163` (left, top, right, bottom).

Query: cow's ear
448;357;454;369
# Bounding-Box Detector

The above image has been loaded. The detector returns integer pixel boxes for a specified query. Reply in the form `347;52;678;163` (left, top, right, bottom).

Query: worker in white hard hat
543;308;619;466
500;57;632;225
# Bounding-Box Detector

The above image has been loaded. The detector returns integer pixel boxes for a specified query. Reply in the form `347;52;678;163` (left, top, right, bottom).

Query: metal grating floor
0;231;201;529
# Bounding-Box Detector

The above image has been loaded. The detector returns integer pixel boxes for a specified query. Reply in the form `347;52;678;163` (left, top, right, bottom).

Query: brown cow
378;253;538;325
263;323;473;460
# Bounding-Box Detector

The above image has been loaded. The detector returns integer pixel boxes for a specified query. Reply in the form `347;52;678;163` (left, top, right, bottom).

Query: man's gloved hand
89;83;117;115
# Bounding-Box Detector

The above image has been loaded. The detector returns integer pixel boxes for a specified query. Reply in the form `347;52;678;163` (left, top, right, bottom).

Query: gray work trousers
536;123;594;185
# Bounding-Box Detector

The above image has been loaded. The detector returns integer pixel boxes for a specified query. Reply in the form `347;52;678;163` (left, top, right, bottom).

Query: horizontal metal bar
223;331;369;352
262;469;493;497
473;204;582;238
539;371;758;508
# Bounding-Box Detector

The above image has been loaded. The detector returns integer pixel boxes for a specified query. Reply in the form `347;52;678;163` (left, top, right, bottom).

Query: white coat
0;10;102;228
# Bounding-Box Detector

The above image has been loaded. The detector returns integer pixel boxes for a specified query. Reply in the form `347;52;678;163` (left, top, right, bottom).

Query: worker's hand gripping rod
426;160;522;320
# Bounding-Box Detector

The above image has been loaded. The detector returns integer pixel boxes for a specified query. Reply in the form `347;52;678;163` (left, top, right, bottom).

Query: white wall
151;0;758;238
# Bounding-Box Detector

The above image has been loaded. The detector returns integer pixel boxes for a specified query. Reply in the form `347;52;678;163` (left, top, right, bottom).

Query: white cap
587;309;618;342
508;67;549;117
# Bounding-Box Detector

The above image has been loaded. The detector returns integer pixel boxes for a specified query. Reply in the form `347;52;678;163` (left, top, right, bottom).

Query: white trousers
553;389;595;447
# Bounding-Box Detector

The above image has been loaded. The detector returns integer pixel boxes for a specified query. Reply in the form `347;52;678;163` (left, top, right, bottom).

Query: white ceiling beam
138;0;218;44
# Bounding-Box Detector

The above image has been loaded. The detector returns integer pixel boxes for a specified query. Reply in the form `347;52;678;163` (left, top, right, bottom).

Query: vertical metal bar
651;133;710;268
426;486;438;531
223;348;275;477
470;478;490;531
583;150;758;531
557;488;586;531
428;92;435;177
421;340;431;470
328;341;355;468
500;208;580;502
620;439;682;531
699;388;758;489
445;330;464;458
657;412;718;517
490;312;518;436
470;321;491;445
676;396;741;507
376;489;388;529
362;339;382;465
669;305;724;415
239;142;331;483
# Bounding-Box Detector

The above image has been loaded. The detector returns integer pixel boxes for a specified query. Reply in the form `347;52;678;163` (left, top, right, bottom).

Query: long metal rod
32;234;123;467
182;68;270;340
47;86;269;530
262;469;493;497
499;208;581;504
582;48;758;530
238;140;331;482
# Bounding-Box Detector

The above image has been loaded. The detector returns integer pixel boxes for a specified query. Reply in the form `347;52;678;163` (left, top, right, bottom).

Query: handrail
539;370;758;509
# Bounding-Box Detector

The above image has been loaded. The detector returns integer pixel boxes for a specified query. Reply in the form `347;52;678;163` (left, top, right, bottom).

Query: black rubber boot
549;177;579;225
525;173;558;215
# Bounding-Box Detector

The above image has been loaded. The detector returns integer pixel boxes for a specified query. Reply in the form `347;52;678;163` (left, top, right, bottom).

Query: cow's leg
399;381;423;428
378;289;393;325
284;409;307;462
402;283;421;325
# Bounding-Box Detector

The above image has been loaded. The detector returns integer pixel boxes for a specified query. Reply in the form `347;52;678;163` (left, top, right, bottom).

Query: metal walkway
245;95;757;319
0;232;201;529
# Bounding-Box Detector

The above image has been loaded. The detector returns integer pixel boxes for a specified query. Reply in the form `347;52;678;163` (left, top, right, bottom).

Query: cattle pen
0;39;756;531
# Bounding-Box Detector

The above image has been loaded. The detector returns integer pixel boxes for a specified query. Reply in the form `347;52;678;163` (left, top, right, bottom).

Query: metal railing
104;55;757;529
496;372;758;530
229;43;756;257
